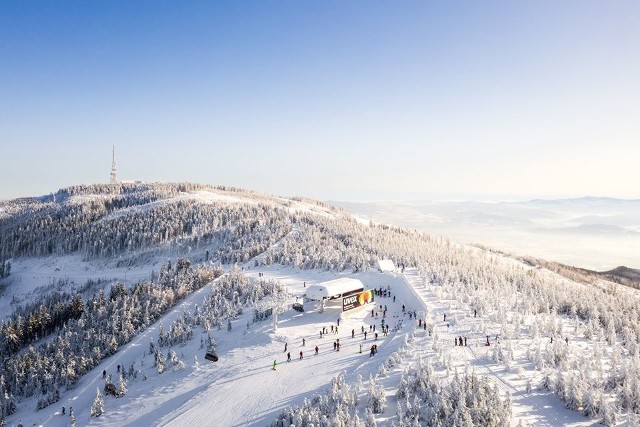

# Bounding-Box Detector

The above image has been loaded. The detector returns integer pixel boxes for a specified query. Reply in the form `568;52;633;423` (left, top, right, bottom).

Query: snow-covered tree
90;387;105;417
155;349;166;374
117;375;127;397
367;374;387;414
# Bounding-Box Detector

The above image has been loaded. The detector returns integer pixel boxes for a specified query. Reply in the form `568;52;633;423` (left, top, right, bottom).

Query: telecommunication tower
110;145;118;184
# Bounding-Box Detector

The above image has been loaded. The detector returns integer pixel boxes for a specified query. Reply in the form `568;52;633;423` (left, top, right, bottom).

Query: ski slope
7;260;600;427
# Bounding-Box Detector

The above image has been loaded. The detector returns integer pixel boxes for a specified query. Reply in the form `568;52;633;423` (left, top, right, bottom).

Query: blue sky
1;1;638;201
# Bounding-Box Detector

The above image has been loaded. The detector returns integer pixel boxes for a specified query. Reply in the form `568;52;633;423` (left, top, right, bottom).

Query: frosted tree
367;375;387;414
364;407;377;427
155;349;166;374
90;387;105;417
600;400;618;426
582;389;601;418
117;375;127;397
564;374;584;411
168;349;185;371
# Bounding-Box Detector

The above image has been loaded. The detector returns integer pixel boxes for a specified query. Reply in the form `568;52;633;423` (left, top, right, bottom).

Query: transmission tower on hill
110;145;118;184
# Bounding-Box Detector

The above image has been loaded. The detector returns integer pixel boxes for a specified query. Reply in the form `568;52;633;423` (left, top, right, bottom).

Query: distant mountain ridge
331;196;640;271
517;257;640;290
529;196;640;204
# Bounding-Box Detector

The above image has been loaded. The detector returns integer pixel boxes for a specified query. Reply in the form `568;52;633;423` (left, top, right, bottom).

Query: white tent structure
376;259;396;272
305;278;365;301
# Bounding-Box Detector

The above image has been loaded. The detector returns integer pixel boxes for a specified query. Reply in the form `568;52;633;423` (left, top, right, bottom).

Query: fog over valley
332;197;640;272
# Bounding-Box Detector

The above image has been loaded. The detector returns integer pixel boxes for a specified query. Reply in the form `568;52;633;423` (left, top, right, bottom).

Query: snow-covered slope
2;183;640;426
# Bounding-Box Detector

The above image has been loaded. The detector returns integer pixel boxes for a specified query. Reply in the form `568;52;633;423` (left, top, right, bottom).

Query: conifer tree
90;387;105;417
117;375;127;397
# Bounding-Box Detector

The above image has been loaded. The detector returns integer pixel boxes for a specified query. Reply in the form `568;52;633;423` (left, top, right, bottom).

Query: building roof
305;278;365;300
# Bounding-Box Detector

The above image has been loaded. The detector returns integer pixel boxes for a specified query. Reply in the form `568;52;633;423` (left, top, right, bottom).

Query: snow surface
7;261;599;427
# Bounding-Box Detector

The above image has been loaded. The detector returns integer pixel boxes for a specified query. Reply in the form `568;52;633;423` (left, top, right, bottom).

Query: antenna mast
110;145;118;184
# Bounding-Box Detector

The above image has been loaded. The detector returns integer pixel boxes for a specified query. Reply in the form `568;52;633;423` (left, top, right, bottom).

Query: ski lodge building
305;278;365;302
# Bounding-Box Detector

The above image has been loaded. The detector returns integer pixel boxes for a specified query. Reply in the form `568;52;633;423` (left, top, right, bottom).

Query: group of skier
273;315;392;370
272;283;409;371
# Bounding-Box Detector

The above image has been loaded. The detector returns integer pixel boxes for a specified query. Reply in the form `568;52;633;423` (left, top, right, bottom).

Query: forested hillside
1;183;640;425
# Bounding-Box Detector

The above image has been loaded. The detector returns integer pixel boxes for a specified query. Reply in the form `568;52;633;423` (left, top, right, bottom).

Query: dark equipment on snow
104;383;117;396
205;351;219;362
292;303;304;312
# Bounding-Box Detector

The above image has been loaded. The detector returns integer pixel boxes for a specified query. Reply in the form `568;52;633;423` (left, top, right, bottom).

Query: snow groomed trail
154;269;415;427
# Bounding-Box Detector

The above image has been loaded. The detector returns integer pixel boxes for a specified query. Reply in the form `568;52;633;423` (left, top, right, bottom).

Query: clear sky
1;1;638;201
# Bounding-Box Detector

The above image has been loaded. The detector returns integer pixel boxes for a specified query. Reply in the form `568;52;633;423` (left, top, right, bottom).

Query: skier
61;406;65;415
443;313;446;322
299;351;303;360
359;343;363;353
361;325;364;334
272;360;277;370
315;345;319;355
302;338;305;346
284;342;288;352
364;331;367;340
333;341;337;350
352;329;355;338
103;369;106;379
393;296;396;302
337;318;340;326
287;352;291;362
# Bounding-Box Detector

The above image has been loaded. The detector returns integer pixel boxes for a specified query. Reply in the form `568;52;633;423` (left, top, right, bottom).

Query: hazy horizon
3;182;640;205
332;198;640;272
